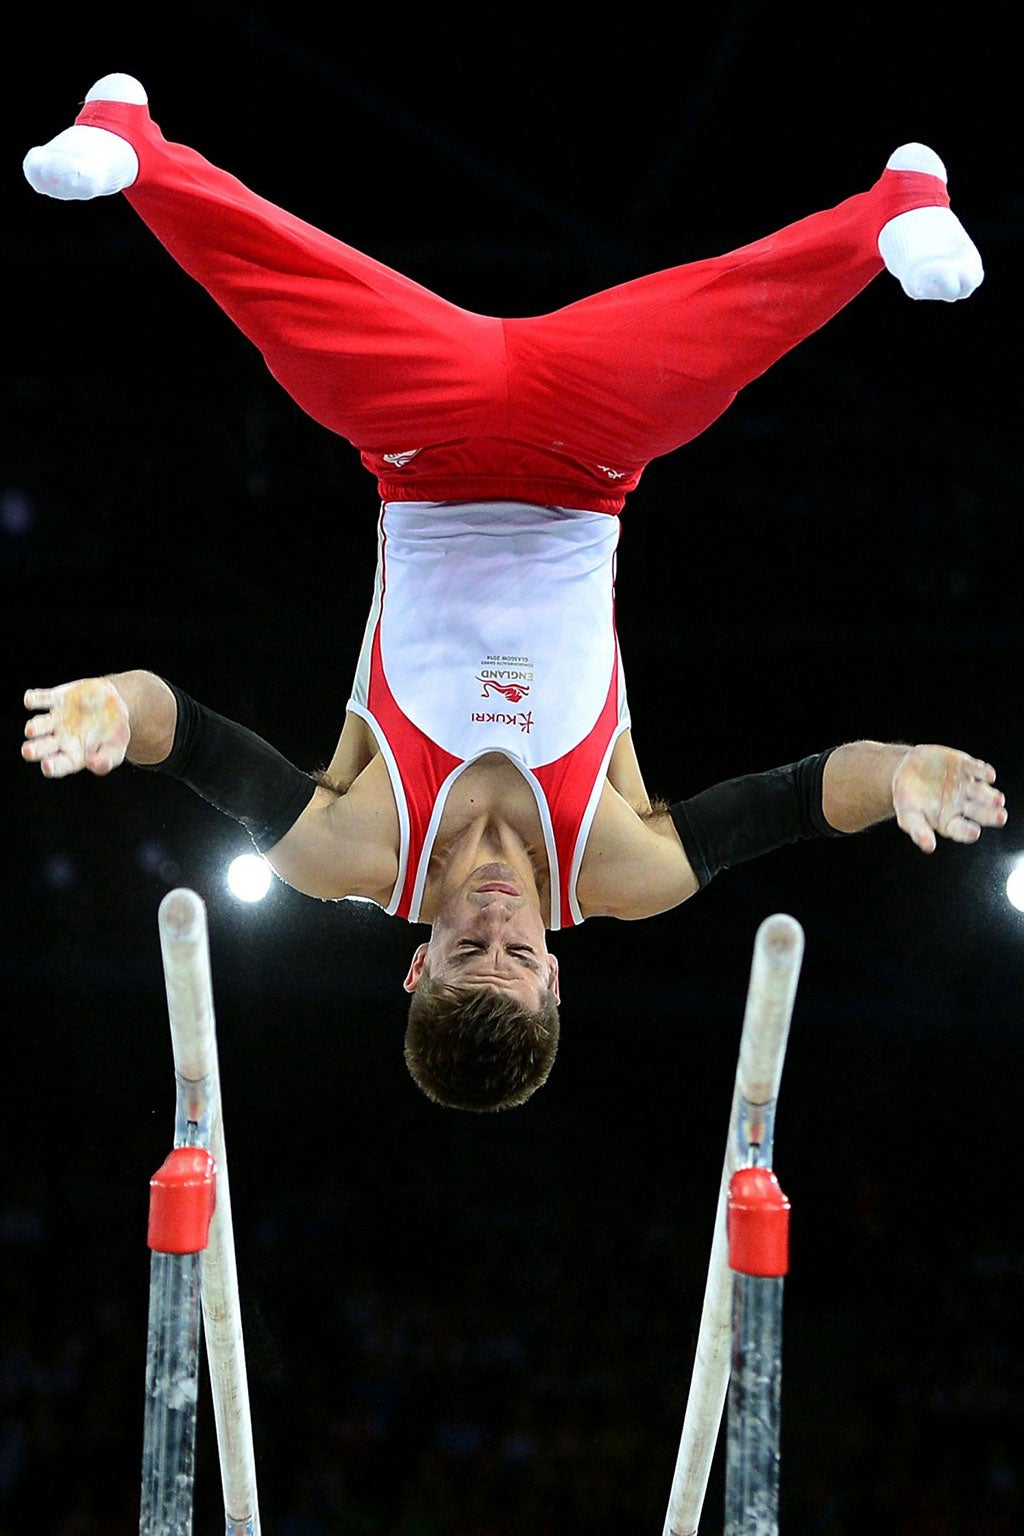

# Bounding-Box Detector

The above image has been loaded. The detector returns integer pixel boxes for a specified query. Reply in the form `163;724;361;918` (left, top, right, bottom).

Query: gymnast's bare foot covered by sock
879;143;984;301
22;73;145;199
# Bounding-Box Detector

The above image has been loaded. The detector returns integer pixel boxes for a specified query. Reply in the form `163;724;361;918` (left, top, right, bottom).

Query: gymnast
20;75;1007;1111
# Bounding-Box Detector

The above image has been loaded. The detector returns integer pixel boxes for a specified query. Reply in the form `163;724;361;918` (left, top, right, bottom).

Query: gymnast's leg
504;145;983;471
23;75;505;453
25;81;984;504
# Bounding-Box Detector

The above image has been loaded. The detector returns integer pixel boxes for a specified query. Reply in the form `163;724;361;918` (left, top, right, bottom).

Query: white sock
22;74;147;201
84;73;148;106
886;142;948;181
878;143;984;302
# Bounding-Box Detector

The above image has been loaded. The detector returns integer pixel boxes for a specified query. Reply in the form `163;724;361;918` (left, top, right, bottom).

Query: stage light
1006;854;1024;915
227;853;272;904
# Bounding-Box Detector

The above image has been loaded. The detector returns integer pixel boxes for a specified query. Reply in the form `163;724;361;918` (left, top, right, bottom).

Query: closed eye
452;942;540;971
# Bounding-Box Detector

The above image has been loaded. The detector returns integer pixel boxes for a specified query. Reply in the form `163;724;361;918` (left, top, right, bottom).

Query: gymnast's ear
403;943;430;993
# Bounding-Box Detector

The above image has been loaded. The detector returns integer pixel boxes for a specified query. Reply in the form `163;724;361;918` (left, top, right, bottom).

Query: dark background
1;6;1021;1533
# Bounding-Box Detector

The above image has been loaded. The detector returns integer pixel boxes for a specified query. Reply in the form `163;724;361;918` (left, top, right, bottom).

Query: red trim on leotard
532;651;623;930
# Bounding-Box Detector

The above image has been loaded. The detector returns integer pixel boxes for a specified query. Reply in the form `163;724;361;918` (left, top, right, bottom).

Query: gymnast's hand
891;744;1007;853
22;678;131;778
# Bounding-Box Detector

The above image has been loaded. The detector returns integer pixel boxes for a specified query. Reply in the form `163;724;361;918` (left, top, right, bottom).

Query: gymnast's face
403;862;559;1011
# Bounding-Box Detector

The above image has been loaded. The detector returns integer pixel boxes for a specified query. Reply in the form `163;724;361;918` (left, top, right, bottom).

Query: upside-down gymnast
20;75;1007;1112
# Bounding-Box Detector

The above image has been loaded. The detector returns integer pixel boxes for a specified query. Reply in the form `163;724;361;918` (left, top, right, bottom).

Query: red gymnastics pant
78;99;950;516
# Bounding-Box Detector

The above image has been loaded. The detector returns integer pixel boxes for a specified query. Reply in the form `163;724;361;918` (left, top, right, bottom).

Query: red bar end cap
147;1147;217;1254
728;1165;790;1277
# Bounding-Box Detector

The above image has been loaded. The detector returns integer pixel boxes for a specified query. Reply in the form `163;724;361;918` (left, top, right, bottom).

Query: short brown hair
405;975;560;1112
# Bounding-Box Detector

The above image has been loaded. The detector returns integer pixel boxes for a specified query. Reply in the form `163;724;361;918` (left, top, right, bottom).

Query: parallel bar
662;913;804;1536
159;889;261;1536
725;1275;784;1533
139;1250;203;1536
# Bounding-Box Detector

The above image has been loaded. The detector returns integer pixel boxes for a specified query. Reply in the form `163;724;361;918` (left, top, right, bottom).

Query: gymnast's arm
21;671;397;901
580;740;1008;921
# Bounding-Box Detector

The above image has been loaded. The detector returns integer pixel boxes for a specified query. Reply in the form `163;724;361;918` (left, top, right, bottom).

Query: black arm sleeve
143;683;318;854
669;750;844;889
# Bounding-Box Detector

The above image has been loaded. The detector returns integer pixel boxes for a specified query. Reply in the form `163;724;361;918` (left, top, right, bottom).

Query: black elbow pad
145;684;317;853
669;750;843;889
